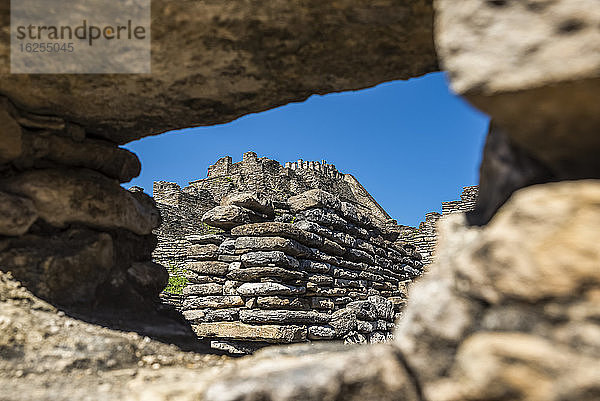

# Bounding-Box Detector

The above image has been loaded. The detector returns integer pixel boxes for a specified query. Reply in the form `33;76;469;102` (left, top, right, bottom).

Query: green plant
163;264;188;294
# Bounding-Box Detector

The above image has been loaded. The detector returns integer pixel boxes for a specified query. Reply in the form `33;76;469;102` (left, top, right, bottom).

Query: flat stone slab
182;295;244;310
187;261;230;276
235;236;312;258
227;267;306;282
240;250;300;269
239;310;330;325
232;222;322;248
182;283;224;296
236;282;306;296
193;322;307;343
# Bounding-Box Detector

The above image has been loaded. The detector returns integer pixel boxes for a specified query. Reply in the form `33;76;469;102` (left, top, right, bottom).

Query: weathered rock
240;250;300;269
235;236;312;257
16;132;141;182
126;261;169;298
193;322;307;343
0;191;37;236
182;283;224;297
221;192;274;217
186;261;230;276
0;107;22;163
0;228;113;305
0;1;436;143
183;309;240;323
239;310;330;325
232;222;322;248
308;325;337;340
182;295;244;310
236;282;306;297
227;267;305;282
436;0;600;180
288;189;342;213
187;244;220;260
202;205;265;229
257;296;311;311
0;169;159;235
186;234;228;245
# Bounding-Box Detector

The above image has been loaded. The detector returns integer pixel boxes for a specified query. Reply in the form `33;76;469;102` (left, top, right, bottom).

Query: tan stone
193;322;307;343
0;169;159;235
0;191;37;236
0;108;22;163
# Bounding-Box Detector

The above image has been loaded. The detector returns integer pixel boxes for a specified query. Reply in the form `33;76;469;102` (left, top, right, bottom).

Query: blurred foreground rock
2;181;598;400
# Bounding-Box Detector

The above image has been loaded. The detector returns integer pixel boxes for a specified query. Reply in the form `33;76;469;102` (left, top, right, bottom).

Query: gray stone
187;261;230;276
187;244;219;260
182;296;244;310
182;283;224;296
126;261;169;298
308;325;337;340
0;169;159;235
240;250;300;269
256;296;311;311
227;267;305;282
221;192;274;217
193;322;307;344
185;234;228;245
235;236;312;258
288;189;342;213
232;221;323;248
202;205;264;229
299;259;332;273
239;310;330;325
236;282;306;296
0;191;37;236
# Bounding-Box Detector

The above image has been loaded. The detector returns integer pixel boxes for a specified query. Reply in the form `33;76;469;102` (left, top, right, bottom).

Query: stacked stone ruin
178;189;423;353
0;97;167;314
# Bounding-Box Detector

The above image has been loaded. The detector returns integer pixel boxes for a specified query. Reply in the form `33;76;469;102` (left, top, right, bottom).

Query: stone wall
0;97;168;316
178;189;423;353
153;152;399;291
394;185;479;265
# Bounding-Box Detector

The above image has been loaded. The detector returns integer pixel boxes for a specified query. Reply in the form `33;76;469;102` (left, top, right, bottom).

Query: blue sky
125;72;489;227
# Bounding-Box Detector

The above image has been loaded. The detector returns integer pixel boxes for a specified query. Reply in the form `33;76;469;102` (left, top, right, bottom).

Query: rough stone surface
436;0;600;181
0;191;38;236
202;205;265;229
0;1;436;143
193;322;307;343
0;169;160;235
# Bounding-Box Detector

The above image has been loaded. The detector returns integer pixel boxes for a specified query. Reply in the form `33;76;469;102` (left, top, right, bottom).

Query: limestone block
330;309;358;335
126;261;169;298
193;322;307;343
0;169;159;235
346;248;374;264
299;259;332;274
185;234;228;245
310;297;336;310
369;331;387;344
186;261;229;276
239;310;330;325
308;325;337;340
202;205;264;229
0;0;437;144
218;239;236;255
221;192;274;217
232;222;322;248
368;295;395;320
0;108;22;163
0;228;113;304
307;287;348;297
227;267;306;282
288;189;341;213
321;238;346;256
236;282;306;296
257;296;311;311
202;343;420;401
235;236;312;258
187;244;219;260
0;191;37;236
185;272;226;285
223;280;242;295
183;309;239;323
333;267;359;280
17;132;140;182
182;296;244;310
182;283;224;297
240;250;300;269
436;0;600;176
